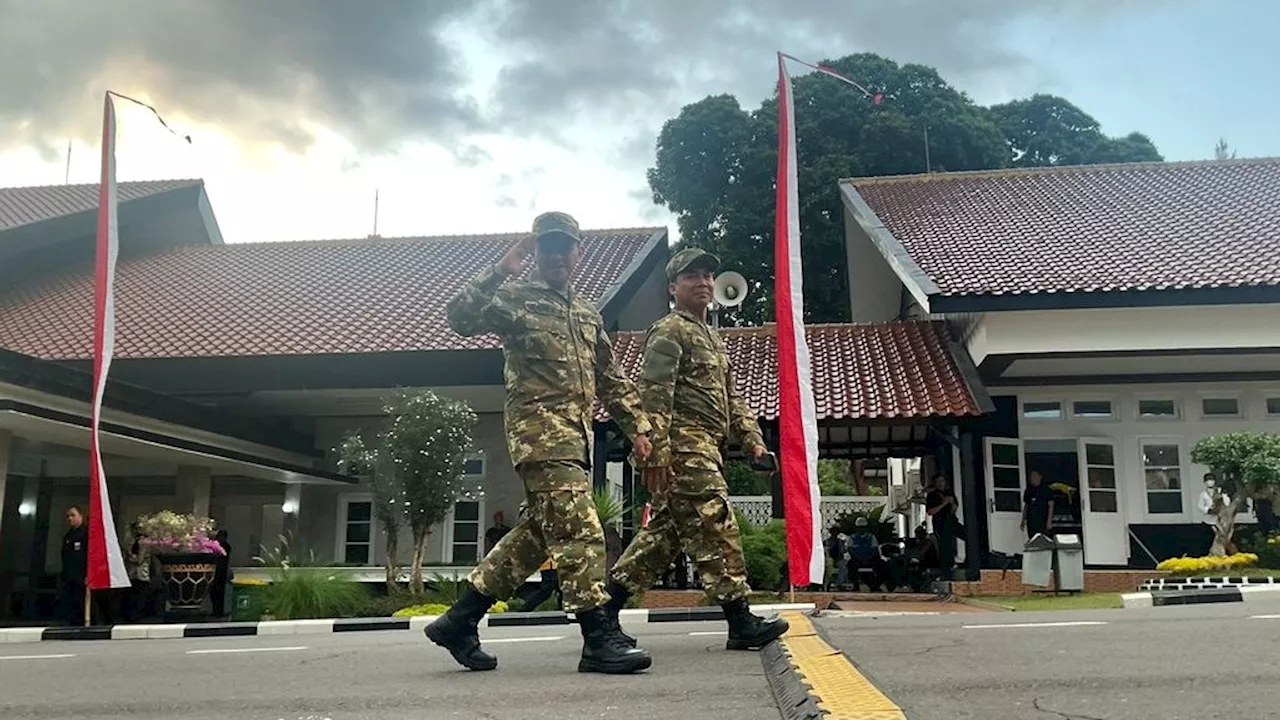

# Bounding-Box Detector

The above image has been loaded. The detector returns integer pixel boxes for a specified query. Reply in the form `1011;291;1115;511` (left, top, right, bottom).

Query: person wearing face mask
425;212;654;675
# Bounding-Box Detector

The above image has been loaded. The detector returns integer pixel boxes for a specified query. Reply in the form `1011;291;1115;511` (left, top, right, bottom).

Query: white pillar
0;430;11;540
178;465;212;517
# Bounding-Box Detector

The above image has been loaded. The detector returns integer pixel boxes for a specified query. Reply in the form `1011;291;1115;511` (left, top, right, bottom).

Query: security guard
603;248;789;651
425;211;655;675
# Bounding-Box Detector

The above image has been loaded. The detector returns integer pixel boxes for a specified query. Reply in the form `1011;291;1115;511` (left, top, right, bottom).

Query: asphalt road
822;601;1280;720
0;621;780;720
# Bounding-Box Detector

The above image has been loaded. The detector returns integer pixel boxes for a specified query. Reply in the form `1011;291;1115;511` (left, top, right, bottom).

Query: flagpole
83;586;91;627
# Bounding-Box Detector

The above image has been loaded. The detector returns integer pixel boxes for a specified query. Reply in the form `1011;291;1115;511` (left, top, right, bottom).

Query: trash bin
1022;533;1056;588
1054;533;1085;592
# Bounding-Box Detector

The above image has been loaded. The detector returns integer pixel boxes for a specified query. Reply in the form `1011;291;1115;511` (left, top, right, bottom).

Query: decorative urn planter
156;552;222;613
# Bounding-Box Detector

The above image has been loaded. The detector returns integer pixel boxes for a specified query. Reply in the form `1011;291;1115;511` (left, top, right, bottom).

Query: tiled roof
846;159;1280;298
604;320;983;421
0;229;663;360
0;180;202;232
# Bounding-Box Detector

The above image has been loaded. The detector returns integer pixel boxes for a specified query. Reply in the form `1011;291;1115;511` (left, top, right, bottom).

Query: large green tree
647;54;1163;324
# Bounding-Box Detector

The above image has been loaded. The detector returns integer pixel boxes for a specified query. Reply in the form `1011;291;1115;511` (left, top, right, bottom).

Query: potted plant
136;510;226;615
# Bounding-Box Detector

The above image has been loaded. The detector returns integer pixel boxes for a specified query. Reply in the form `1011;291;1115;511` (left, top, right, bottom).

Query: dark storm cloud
0;0;484;155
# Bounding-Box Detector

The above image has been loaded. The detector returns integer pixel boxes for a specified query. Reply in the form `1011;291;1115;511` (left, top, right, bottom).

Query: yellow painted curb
777;612;907;720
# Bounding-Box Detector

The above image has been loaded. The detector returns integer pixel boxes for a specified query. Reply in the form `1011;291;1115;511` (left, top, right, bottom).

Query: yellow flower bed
1157;553;1259;576
231;578;268;587
391;600;509;618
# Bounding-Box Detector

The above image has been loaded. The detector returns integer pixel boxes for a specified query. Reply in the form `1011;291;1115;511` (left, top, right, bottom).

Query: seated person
846;517;888;592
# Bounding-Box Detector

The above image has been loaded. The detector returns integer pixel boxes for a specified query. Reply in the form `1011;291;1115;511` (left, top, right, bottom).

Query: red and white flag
87;92;130;591
773;54;824;588
773;54;880;588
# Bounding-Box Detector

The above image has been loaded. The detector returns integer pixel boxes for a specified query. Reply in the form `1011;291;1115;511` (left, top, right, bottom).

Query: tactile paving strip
777;612;908;720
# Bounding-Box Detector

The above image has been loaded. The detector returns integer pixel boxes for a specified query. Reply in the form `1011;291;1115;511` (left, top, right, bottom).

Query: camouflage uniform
611;250;766;604
446;215;651;613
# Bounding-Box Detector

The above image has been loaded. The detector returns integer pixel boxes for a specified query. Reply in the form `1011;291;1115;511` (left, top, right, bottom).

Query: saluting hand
498;234;536;277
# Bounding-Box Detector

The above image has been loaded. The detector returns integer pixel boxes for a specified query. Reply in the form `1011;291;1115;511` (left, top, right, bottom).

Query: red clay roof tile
0;180;202;232
0;229;662;360
847;159;1280;298
603;320;982;421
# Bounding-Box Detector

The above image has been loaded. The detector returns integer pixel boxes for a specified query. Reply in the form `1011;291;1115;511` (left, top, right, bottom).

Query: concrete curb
1139;576;1280;592
1122;584;1280;609
0;603;816;645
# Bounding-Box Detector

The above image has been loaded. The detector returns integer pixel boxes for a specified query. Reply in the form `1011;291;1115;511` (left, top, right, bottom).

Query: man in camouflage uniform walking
603;248;789;651
425;212;655;675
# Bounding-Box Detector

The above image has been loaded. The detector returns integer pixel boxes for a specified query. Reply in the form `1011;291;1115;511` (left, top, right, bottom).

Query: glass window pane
1023;401;1063;419
454;524;478;543
454;502;479;521
464;459;485;476
1202;398;1239;416
1142;445;1180;468
1145;469;1181;490
1089;491;1119;513
346;522;371;543
1087;467;1116;489
993;466;1022;489
1147;492;1184;514
344;544;370;565
994;491;1022;512
1073;401;1113;418
1085;443;1115;466
347;502;372;522
1139;400;1177;418
1267;398;1280;416
452;544;478;563
992;443;1020;467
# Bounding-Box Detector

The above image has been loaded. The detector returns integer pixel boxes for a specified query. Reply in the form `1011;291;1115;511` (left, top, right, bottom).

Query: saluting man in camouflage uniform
603;248;789;651
426;212;655;675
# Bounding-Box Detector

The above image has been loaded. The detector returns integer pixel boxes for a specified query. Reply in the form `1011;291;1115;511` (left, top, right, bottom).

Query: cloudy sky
1;0;1274;244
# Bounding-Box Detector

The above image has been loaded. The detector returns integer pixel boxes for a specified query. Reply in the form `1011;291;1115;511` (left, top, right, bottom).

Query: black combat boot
602;581;637;648
722;596;790;651
424;587;498;671
577;607;653;674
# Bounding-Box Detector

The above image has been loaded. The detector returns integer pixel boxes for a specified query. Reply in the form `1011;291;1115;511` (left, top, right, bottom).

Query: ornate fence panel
729;496;890;528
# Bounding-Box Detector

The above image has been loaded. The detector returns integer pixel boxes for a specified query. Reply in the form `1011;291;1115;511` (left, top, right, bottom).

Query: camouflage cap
665;247;720;281
532;211;582;247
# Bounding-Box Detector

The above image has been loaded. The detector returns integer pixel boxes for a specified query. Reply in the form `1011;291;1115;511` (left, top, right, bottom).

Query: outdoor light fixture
18;501;35;517
281;500;298;514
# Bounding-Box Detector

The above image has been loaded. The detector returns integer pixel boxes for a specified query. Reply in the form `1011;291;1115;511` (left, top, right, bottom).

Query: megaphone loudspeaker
713;271;748;308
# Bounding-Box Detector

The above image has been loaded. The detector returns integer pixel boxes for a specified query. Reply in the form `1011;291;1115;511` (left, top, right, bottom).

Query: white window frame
1261;392;1280;419
1020;398;1066;421
442;457;487;564
1070;397;1117;421
1139;438;1186;521
336;493;376;566
1136;398;1181;421
1198;394;1244;420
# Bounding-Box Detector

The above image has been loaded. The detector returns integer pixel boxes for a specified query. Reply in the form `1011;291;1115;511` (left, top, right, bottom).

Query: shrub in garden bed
255;568;369;620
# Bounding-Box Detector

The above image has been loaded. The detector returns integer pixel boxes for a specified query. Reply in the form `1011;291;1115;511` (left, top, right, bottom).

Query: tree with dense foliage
338;389;478;593
1191;432;1280;556
646;54;1163;324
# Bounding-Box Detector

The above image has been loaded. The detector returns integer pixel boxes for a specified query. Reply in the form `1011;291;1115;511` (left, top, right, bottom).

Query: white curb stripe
111;624;186;640
186;645;309;655
0;628;48;644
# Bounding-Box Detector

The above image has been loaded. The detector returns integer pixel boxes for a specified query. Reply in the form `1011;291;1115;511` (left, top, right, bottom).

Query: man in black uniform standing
59;505;88;626
1021;471;1056;538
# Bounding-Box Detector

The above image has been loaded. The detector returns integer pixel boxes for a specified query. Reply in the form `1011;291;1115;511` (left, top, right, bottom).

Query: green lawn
1178;567;1280;578
972;592;1125;612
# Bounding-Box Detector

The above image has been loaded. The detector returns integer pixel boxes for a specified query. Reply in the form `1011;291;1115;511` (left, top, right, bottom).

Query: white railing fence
730;495;891;529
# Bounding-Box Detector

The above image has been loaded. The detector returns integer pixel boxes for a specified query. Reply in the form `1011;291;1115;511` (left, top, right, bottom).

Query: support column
177;465;212;517
0;430;11;541
959;431;982;582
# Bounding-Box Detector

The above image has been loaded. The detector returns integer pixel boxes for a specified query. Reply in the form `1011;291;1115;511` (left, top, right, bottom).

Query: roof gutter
596;227;669;323
838;182;937;314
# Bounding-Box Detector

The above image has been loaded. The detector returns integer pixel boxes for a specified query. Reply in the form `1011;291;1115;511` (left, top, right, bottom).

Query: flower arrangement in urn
136;510;226;556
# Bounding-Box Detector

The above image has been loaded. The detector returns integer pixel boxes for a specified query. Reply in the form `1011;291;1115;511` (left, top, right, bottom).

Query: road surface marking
484;636;565;644
0;653;76;661
186;646;309;655
963;621;1108;630
1250;614;1280;619
776;612;907;719
689;630;727;636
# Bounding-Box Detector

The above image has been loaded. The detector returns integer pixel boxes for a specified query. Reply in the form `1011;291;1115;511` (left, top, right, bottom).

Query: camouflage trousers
469;461;609;612
611;472;750;604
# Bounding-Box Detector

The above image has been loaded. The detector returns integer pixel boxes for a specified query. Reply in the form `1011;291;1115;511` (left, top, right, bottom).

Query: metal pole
83;586;91;627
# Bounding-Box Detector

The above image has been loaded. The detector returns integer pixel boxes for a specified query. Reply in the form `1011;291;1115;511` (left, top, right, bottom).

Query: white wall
843;205;905;323
966;304;1280;366
1001;380;1280;527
